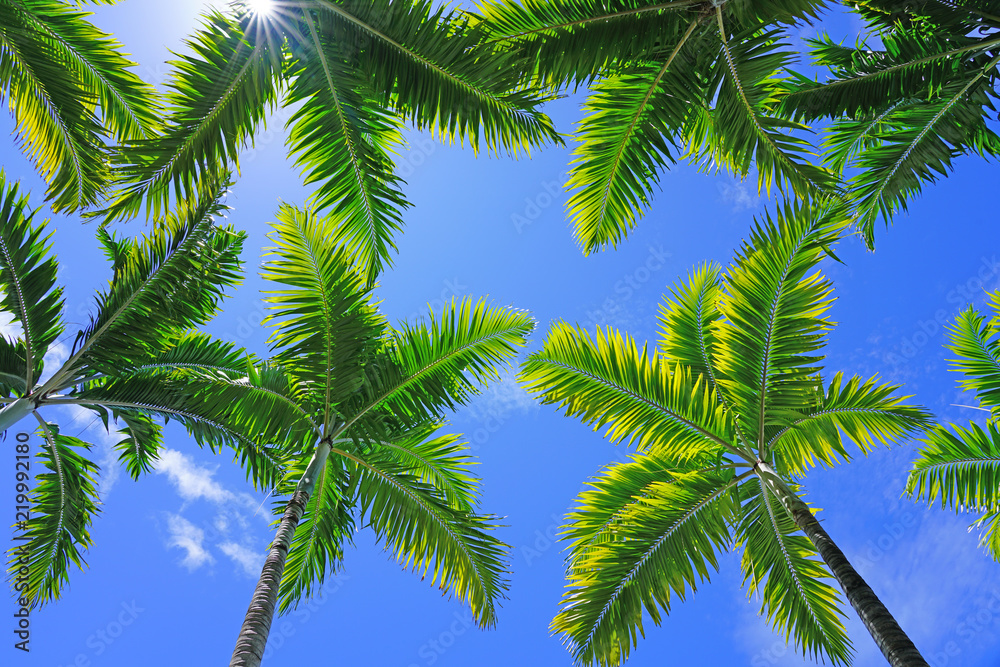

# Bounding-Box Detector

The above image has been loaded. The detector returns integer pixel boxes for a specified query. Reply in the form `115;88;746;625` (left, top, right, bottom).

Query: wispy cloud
219;541;264;577
165;513;214;571
717;179;759;212
155;448;255;509
59;404;125;494
466;368;537;422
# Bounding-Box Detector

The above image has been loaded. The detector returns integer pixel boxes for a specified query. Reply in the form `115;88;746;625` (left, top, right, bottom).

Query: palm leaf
103;9;282;221
10;420;100;607
520;322;741;464
767;373;931;475
51;177;244;388
261;204;387;424
0;172;63;390
713;202;842;453
553;466;740;667
908;422;1000;520
737;477;851;665
948;303;1000;417
283;11;408;285
346;443;509;628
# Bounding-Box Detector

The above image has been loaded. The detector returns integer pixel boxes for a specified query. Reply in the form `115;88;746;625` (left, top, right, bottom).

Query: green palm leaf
10;420;100;607
713;201;841;452
283;15;407;285
768;373;931;476
521;322;740;464
50;177;244;389
0;0;159;210
553;465;741;667
103;9;282;221
347;443;508;628
947;303;1000;416
0;172;62;390
908;423;1000;559
737;478;851;665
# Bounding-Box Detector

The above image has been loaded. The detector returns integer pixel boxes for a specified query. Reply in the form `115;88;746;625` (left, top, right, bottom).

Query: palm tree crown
475;0;836;253
0;173;298;606
520;204;933;666
103;0;562;282
779;0;1000;246
228;205;535;666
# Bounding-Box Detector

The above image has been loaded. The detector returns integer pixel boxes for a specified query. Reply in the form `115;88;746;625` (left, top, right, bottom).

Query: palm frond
53;177;244;387
768;372;931;475
110;410;163;479
908;422;1000;518
10;420;100;607
553;466;740;667
713;201;842;453
566;23;703;253
657;262;724;389
948;303;1000;417
103;9;282;221
520;322;740;464
261;204;387;423
0;173;63;390
340;298;532;440
737;478;851;665
283;12;407;286
697;18;835;199
321;0;561;155
347;444;509;628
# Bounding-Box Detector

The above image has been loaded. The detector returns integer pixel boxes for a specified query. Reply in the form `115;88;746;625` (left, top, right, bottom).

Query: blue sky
4;2;1000;666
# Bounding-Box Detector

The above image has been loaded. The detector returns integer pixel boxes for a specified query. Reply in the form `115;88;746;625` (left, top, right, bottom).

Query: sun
246;0;275;16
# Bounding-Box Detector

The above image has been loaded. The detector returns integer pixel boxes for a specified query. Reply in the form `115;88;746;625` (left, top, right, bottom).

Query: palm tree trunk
230;438;330;667
0;398;35;433
759;464;929;667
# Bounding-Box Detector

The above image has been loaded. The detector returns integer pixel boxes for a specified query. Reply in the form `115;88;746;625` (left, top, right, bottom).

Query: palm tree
102;0;561;282
228;205;533;667
0;172;301;605
0;0;159;210
519;204;934;666
907;292;1000;559
778;0;1000;247
474;0;836;253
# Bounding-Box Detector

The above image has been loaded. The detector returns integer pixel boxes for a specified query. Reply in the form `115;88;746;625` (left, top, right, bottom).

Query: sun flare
246;0;275;16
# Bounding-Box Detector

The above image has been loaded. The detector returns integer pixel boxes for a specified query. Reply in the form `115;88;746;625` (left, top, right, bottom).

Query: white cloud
165;513;214;571
718;179;759;212
0;310;22;340
466;368;537;422
51;404;127;494
219;541;264;577
155;448;253;507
